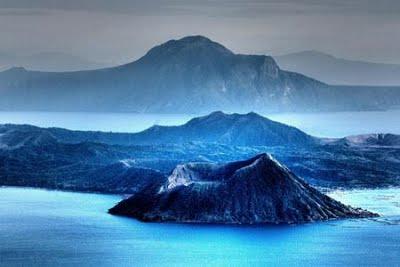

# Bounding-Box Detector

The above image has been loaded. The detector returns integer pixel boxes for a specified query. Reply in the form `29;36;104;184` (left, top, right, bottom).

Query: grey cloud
0;9;50;16
0;0;400;16
0;0;399;65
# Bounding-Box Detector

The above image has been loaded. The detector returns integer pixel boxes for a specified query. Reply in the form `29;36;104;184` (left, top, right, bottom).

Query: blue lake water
1;111;400;265
0;110;400;137
1;187;399;266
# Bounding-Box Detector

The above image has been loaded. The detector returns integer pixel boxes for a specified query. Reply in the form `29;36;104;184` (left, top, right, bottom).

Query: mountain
121;111;317;147
276;50;400;86
109;154;376;224
1;35;400;113
1;112;315;147
0;52;105;72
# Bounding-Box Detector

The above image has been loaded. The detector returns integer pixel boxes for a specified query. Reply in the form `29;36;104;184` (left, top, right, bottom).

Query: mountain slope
109;154;376;224
1;35;399;113
126;111;317;147
276;50;400;86
2;111;315;147
0;36;325;113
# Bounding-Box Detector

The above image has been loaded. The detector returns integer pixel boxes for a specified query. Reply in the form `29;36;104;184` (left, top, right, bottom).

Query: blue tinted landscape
1;2;400;265
1;110;400;266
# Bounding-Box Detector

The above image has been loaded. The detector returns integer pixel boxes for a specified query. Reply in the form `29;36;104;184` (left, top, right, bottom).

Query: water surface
267;110;400;137
1;187;399;266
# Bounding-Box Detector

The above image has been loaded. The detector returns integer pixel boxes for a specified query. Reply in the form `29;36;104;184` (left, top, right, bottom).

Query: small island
109;154;377;224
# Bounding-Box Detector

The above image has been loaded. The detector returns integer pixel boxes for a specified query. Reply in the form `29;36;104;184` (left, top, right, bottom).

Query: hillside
1;111;316;147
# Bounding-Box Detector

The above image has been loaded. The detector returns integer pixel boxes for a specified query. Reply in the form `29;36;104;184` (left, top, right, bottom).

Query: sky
0;0;399;66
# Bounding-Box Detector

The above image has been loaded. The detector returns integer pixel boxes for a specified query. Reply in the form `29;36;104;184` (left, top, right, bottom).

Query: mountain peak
162;153;271;192
195;110;228;120
206;110;226;116
177;35;214;43
168;35;230;51
194;111;264;122
140;35;234;62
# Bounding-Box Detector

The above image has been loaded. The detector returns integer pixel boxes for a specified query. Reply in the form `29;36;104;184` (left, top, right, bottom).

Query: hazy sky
0;0;399;65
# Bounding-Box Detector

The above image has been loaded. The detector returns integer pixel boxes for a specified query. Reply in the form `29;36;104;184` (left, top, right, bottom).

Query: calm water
0;110;399;137
267;110;400;137
0;187;399;266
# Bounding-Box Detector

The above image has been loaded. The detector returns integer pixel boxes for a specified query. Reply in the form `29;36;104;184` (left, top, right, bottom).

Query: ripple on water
1;187;400;266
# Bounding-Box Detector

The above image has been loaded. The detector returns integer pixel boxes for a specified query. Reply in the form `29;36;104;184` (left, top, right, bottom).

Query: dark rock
109;154;377;224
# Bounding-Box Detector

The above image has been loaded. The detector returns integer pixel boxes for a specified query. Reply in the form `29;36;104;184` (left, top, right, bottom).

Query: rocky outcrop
109;154;377;224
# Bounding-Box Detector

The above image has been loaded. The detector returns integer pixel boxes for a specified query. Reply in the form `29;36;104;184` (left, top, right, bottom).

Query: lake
0;110;400;138
1;187;399;266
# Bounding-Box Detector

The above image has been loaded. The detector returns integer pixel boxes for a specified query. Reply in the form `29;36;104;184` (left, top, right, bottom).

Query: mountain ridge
0;111;317;147
276;50;400;86
2;35;400;113
3;111;400;149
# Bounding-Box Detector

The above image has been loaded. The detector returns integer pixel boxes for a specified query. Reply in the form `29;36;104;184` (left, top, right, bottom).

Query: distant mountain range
0;52;105;72
276;50;400;86
1;36;400;113
329;133;400;147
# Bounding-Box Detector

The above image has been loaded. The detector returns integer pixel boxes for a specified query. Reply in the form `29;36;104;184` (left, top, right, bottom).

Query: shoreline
0;185;125;198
